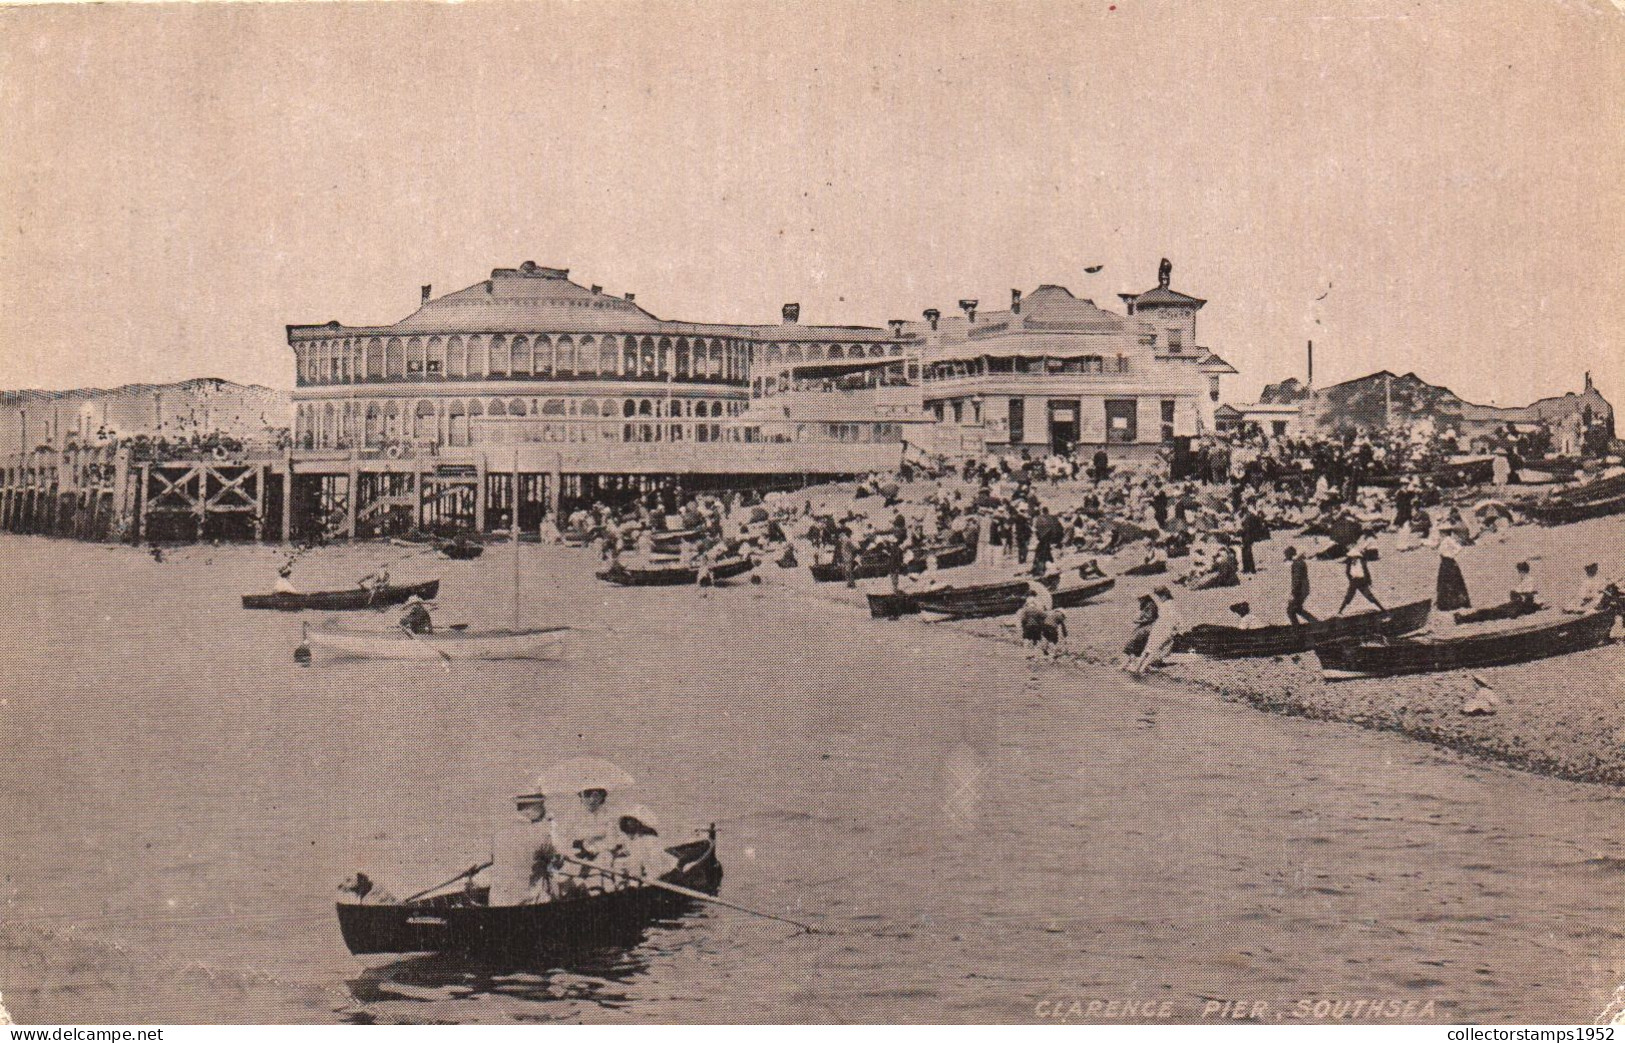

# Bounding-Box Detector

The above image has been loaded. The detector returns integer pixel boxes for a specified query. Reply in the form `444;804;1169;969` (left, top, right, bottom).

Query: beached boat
439;541;484;560
867;572;1059;619
808;541;976;583
1315;609;1618;680
336;833;722;963
306;624;567;661
650;527;706;551
916;577;1116;622
1361;457;1496;489
1173;597;1432;659
597;556;755;587
1527;491;1625;527
242;579;440;612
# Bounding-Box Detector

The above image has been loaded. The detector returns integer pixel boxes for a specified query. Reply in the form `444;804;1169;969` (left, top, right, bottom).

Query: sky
2;0;1622;410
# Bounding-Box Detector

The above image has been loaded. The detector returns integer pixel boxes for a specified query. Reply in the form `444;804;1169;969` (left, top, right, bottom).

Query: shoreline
765;484;1625;789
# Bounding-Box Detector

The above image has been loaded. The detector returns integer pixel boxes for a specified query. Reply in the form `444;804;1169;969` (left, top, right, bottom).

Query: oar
400;623;452;666
401;861;492;904
554;853;819;934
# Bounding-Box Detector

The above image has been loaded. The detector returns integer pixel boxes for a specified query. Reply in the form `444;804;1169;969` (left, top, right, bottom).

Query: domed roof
391;262;669;335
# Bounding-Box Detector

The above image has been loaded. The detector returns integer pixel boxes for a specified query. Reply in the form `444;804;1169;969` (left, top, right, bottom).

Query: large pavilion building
283;258;1234;536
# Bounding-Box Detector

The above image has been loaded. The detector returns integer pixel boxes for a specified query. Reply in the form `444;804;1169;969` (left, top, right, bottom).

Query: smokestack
421;285;432;304
923;308;941;331
1585;370;1593;392
1307;340;1314;389
958;299;979;323
1011;289;1022;314
590;284;602;295
888;319;906;337
782;303;801;324
625;292;635;302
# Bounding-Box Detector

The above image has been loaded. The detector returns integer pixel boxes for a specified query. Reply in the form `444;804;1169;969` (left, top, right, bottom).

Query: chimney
782;303;801;324
625;292;635;302
1585;370;1593;392
959;299;979;323
888;319;906;338
923;308;941;331
590;284;602;295
421;285;432;304
1011;289;1022;314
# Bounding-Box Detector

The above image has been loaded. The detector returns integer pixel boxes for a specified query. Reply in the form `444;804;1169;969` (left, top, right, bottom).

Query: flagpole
512;445;521;629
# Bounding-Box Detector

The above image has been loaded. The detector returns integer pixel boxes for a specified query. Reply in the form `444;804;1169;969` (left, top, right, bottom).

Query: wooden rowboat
242;579;440;612
597;556;755;587
917;576;1116;622
1174;597;1433;659
336;834;722;964
1527;492;1625;527
867;572;1060;620
1315;608;1617;680
808;541;976;583
307;624;567;661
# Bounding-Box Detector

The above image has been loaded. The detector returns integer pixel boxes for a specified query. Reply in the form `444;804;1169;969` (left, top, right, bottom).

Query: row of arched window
292;333;908;386
294;396;745;449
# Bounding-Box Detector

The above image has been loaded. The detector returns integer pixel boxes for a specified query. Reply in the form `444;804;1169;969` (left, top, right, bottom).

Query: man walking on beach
1336;550;1385;614
1285;546;1317;625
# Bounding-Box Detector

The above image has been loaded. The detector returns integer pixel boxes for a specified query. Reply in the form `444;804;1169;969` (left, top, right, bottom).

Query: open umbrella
536;757;636;794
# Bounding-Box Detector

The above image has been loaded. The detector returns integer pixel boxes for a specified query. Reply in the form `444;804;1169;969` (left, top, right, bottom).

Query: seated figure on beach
1565;563;1607;615
274;563;298;595
357;566;391;592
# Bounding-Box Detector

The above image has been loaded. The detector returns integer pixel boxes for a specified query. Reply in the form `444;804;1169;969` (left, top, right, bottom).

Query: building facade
0;378;290;456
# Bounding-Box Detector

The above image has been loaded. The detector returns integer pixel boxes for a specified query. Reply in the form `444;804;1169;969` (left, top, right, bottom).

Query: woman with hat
611;806;676;883
485;784;560;906
1434;530;1472;613
398;594;434;634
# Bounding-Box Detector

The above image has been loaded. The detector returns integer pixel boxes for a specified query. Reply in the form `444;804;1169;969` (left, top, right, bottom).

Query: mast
512;446;521;628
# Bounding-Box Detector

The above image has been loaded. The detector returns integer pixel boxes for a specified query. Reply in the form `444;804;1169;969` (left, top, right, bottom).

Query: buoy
294;622;312;666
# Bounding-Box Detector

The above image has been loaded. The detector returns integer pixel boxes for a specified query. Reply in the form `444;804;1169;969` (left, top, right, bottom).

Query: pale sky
2;0;1621;410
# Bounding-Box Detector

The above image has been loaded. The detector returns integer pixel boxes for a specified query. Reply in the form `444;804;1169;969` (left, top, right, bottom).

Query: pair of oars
396;853;818;934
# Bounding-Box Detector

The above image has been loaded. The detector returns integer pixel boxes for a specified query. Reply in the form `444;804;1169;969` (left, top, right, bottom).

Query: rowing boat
336;833;722;964
867;571;1060;619
597;556;755;587
808;541;977;583
1174;597;1432;659
916;576;1116;621
306;624;567;661
1315;608;1617;680
1527;491;1625;527
242;579;440;612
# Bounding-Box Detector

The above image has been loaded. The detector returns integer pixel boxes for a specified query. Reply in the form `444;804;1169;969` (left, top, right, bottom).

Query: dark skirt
1436;557;1471;611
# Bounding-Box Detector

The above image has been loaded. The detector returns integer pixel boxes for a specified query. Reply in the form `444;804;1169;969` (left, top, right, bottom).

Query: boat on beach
336;832;723;963
1314;608;1618;680
597;556;755;586
1174;597;1433;659
808;540;977;583
242;579;441;612
305;623;568;661
916;576;1116;622
867;571;1059;619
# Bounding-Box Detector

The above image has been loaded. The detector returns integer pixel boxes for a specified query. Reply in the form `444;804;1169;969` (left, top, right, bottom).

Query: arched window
869;344;886;358
386;338;405;378
510;335;530;376
808;343;825;361
447;336;466;378
448;400;468;447
321;403;335;447
828;344;844;359
654;338;670;377
414;400;435;440
578;336;597;376
366;338;384;379
623;400;637;418
509;398;527;416
534;334;552;378
639;337;656;378
542;399;566;416
427;337;444;377
638;400;653;416
766;345;782;363
407;338;425;375
599;337;617;374
489;399;507;417
557;335;575;376
676;338;690;379
624;336;638;377
580;400;599;417
786;344;803;362
467;336;487;378
488;335;509;377
709;339;724;378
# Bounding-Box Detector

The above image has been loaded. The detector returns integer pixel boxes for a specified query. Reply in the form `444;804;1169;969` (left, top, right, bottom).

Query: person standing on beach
1129;586;1183;674
1434;532;1471;612
1336;551;1385;614
1285;546;1318;625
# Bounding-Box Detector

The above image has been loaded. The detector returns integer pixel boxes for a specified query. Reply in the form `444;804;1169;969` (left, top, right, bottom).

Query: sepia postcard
1;0;1623;1030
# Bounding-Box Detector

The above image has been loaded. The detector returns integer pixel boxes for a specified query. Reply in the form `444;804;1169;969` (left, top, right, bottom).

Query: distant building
0;378;290;455
1222;369;1613;454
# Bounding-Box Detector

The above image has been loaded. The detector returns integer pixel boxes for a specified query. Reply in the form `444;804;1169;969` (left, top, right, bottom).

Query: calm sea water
1;535;1623;1023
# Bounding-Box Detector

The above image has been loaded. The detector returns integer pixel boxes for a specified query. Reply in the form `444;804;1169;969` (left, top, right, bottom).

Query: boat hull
1175;598;1433;659
808;541;976;583
336;838;722;963
242;580;440;612
1315;609;1617;679
596;557;755;587
868;572;1059;619
309;626;567;661
917;577;1115;621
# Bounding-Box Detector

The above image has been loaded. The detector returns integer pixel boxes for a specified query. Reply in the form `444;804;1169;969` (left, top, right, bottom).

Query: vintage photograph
1;0;1623;1028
